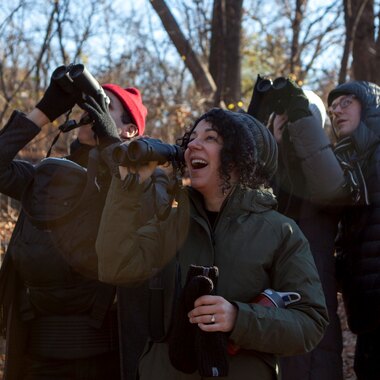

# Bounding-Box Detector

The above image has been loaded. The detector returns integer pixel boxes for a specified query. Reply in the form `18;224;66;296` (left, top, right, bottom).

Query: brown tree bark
339;0;377;84
352;0;375;82
290;0;307;79
339;0;354;84
209;0;243;107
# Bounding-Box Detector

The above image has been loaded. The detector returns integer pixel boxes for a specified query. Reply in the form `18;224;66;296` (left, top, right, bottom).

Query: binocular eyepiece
256;76;288;93
52;63;109;103
113;138;184;166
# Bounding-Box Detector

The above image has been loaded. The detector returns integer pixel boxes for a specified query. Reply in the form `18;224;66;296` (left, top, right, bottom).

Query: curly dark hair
177;108;273;192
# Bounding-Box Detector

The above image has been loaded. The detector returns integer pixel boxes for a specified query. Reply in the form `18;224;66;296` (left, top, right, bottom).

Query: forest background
0;0;379;378
2;0;380;151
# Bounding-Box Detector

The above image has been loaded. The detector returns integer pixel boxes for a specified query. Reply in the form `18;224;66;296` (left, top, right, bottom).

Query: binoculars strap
46;110;73;158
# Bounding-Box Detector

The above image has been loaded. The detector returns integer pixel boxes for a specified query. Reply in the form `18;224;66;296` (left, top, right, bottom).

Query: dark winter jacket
0;111;171;379
274;112;345;380
329;81;380;334
0;111;118;380
96;177;328;380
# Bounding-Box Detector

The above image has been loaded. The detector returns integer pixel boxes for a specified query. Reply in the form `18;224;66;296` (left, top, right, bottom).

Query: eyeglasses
328;95;356;116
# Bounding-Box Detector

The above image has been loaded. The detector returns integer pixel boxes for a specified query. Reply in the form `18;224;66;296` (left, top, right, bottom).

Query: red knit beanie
102;84;147;135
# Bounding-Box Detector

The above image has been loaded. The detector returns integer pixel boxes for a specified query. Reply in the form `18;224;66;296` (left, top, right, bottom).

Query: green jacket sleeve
96;176;177;285
229;220;329;356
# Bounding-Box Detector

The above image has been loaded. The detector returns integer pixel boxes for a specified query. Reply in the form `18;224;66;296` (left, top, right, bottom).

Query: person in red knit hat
102;84;147;137
77;84;147;145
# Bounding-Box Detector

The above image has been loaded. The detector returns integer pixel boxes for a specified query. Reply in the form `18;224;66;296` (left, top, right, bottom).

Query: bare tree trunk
339;0;354;84
150;0;242;107
340;0;374;83
290;0;307;79
209;0;225;106
150;0;216;98
209;0;243;107
352;0;375;82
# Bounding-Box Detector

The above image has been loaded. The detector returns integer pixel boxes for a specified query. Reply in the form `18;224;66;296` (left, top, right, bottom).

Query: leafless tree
0;0;362;150
149;0;216;100
339;0;380;84
150;0;244;108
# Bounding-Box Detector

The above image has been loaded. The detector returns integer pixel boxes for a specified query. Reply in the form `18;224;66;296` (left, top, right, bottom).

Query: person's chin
190;179;205;191
337;129;349;139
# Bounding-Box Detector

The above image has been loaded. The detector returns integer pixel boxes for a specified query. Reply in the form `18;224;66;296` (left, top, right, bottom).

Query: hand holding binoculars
52;63;109;105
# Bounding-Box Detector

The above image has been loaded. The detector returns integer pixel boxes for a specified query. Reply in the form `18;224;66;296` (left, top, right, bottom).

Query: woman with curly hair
95;108;328;380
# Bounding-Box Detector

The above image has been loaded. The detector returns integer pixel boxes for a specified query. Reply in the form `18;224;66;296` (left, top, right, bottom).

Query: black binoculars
251;75;291;121
113;138;184;166
52;63;109;103
256;77;288;93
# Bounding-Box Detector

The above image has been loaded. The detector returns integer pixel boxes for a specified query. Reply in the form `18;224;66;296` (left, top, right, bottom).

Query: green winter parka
96;177;328;380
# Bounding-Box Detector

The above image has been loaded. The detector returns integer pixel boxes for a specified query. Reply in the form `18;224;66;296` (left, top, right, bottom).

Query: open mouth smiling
191;159;208;169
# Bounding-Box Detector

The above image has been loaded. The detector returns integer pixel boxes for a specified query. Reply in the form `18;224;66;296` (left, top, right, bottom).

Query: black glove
79;93;120;148
247;74;268;123
286;79;311;122
36;77;78;122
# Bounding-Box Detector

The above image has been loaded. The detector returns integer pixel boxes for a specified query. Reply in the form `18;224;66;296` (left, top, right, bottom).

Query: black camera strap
46;110;73;158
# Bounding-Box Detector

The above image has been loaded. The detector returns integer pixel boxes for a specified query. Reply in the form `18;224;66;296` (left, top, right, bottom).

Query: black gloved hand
36;77;78;122
247;74;271;123
286;79;311;122
79;93;120;148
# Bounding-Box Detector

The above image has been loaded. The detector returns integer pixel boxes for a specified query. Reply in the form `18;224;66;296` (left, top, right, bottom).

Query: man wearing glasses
328;81;380;380
329;94;362;139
